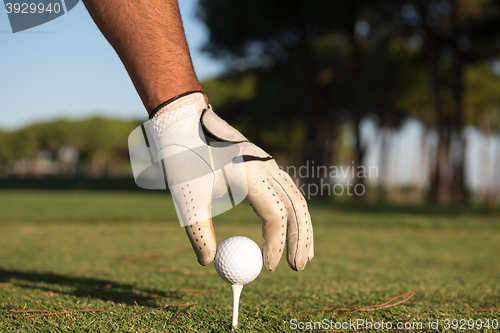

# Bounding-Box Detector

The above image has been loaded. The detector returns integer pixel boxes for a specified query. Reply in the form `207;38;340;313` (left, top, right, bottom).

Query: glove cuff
149;92;208;139
149;91;206;119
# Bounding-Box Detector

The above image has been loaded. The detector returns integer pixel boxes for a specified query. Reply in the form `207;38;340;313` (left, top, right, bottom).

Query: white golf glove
148;92;313;271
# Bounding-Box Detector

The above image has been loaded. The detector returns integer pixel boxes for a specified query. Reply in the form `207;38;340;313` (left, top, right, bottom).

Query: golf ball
215;236;263;285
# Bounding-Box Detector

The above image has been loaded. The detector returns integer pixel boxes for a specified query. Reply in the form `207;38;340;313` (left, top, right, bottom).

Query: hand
148;92;313;271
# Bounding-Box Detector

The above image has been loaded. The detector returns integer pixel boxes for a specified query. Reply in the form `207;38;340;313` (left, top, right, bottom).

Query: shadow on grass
308;198;498;217
0;268;204;308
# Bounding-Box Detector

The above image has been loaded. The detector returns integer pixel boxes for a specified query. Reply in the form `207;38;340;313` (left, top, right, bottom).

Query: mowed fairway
0;190;499;332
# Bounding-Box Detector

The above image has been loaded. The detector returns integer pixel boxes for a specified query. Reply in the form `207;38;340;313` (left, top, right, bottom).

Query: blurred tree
0;118;141;177
198;0;397;195
393;0;500;204
463;61;500;205
203;68;306;167
0;131;15;174
199;0;500;205
364;35;424;201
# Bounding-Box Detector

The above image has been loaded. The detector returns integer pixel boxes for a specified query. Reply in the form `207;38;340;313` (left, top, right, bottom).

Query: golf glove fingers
149;92;313;271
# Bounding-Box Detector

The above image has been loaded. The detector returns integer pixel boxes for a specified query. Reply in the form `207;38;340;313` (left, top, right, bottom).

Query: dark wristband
148;90;205;119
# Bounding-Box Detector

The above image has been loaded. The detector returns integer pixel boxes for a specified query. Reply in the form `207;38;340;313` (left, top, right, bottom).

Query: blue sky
0;0;224;130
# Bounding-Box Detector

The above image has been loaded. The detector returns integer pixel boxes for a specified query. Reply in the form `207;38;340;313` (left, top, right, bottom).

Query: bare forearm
83;0;203;114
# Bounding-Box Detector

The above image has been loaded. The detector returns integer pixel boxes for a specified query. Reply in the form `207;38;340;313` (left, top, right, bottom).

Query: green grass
0;190;499;332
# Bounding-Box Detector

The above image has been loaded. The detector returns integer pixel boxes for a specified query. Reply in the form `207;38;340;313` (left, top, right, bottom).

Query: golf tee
231;284;243;330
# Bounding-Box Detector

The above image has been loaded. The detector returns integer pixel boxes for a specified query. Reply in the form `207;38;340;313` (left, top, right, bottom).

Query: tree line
0;118;141;178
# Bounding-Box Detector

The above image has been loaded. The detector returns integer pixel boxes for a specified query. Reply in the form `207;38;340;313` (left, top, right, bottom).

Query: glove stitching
273;174;303;270
151;107;198;138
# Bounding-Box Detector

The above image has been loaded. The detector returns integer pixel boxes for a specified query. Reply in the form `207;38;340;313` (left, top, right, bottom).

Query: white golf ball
215;236;263;285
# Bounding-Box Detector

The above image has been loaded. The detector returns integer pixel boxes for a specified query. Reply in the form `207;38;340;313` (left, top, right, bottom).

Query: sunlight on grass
0;191;499;331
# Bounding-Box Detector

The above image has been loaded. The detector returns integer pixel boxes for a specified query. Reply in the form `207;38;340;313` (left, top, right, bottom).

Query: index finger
271;169;314;271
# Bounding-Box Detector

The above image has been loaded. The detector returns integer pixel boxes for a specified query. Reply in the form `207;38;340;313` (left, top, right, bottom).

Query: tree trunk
417;0;452;204
450;0;468;204
378;127;391;202
451;135;467;203
296;40;336;197
478;114;492;205
493;129;500;207
435;127;452;204
349;23;367;200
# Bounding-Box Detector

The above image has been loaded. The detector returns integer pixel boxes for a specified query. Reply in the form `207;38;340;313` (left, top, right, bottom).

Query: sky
0;0;224;130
